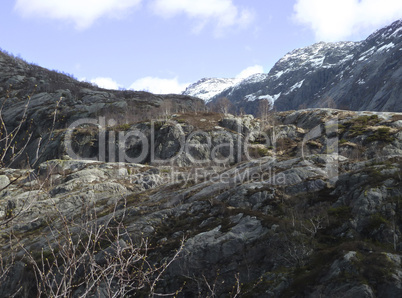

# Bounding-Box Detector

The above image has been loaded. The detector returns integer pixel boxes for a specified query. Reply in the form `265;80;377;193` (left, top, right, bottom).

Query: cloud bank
293;0;402;41
14;0;143;29
129;77;190;94
14;0;253;34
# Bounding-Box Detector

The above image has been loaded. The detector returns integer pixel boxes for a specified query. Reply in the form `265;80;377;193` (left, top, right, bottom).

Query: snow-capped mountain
183;77;241;102
184;19;402;114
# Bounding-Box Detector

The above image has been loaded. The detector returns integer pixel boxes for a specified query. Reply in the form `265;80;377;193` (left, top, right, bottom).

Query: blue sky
1;0;401;93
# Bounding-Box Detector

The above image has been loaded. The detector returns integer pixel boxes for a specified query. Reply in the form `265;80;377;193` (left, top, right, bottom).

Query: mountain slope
316;19;402;112
184;19;402;114
0;49;205;167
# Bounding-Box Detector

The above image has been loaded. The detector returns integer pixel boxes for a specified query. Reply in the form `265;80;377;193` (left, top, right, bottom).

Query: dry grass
391;114;402;122
339;141;358;148
174;112;223;131
365;125;399;134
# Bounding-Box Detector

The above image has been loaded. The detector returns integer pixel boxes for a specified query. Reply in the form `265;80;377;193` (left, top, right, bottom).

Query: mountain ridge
183;19;402;114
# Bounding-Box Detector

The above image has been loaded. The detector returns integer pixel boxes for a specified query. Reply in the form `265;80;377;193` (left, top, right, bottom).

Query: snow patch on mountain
339;54;354;64
357;78;366;85
239;73;268;84
377;42;395;52
389;27;402;38
286;80;305;94
245;92;281;104
272;70;285;79
183;77;241;102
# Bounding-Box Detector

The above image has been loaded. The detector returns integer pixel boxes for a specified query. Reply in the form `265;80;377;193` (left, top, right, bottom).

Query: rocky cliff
0;49;205;168
184;19;402;114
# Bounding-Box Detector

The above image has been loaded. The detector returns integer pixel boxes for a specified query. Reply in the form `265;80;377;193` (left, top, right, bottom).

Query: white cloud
14;0;142;29
13;0;254;34
151;0;254;35
293;0;402;41
90;77;121;90
236;65;264;79
129;77;190;94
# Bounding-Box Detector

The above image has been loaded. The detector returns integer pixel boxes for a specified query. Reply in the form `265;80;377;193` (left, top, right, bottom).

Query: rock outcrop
1;109;401;297
0;49;205;168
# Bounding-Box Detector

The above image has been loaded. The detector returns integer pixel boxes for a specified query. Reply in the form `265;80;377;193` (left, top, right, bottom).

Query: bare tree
215;97;232;115
0;87;35;168
257;99;278;151
301;215;326;237
194;99;205;115
323;97;337;109
160;99;173;119
278;234;313;268
0;86;62;168
257;99;271;127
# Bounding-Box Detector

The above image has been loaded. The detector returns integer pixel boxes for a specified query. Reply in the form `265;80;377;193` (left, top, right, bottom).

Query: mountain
184;19;402;114
182;77;241;102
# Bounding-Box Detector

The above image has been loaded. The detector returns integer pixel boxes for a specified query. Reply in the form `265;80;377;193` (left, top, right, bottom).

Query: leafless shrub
0;233;18;297
0;88;35;168
0;87;184;296
274;233;313;268
19;197;184;297
182;271;241;298
0;86;62;168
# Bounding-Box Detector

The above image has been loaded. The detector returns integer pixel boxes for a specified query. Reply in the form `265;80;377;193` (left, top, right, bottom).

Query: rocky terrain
184;19;402;114
0;48;204;168
1;106;402;297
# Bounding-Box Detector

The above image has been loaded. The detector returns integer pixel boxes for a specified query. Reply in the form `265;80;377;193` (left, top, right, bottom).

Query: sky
1;0;401;94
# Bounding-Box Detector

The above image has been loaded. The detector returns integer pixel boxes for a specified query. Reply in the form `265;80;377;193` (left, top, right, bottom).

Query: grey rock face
1;142;402;297
0;175;10;189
